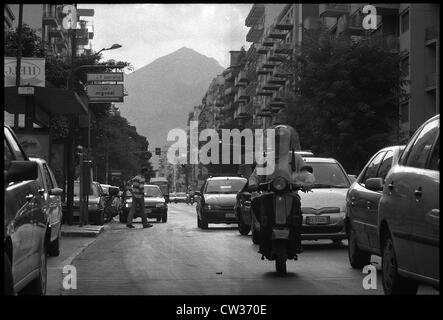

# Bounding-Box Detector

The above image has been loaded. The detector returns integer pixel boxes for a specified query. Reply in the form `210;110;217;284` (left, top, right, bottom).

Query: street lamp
95;43;122;55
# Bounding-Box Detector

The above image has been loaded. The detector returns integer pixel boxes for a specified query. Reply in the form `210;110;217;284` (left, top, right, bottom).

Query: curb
61;225;104;238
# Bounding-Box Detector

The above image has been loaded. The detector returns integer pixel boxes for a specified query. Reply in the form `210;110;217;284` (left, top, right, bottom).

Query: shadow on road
262;271;299;279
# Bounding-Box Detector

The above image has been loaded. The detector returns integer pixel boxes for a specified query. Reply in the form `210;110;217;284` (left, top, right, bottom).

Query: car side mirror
49;187;63;196
365;177;384;191
6;161;38;183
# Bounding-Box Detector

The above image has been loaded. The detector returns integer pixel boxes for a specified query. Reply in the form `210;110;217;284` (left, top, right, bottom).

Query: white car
299;157;352;243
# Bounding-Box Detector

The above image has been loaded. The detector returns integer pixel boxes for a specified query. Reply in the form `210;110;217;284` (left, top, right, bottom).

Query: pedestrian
126;167;153;229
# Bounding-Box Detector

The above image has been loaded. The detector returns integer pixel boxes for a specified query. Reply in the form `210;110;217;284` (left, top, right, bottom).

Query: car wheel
4;252;15;296
348;227;371;269
381;234;418;295
197;214;202;228
162;212;168;223
252;225;260;245
237;213;251;236
157;217;161;223
200;213;208;229
21;243;47;295
48;227;61;257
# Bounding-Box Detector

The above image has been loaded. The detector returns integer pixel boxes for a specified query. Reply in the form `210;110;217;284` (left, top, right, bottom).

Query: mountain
117;47;224;169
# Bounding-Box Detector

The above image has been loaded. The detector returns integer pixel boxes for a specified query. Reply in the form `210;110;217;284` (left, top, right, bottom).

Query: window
401;9;409;33
400;56;409;78
4;127;25;160
4;139;13;169
205;179;247;194
427;136;439;171
362;151;386;183
400;101;409;123
404;119;439;168
377;150;394;180
309;162;350;188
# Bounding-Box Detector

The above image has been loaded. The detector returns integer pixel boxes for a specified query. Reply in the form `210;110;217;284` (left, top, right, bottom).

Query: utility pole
66;3;78;225
14;4;23;130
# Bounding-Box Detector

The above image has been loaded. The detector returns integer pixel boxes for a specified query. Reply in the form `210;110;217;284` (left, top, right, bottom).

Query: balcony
245;4;265;27
268;27;289;40
238;87;249;100
262;82;281;91
234;70;248;87
425;73;436;92
245;82;257;98
263;59;279;69
274;42;293;54
252;115;263;128
257;45;269;54
77;8;95;17
425;26;438;46
43;13;58;27
319;4;350;17
275;17;294;31
273;65;292;78
256;84;273;97
234;104;252;120
247;24;264;43
262;37;276;47
224;86;237;96
215;99;224;107
49;27;64;39
267;50;287;62
224;70;235;82
268;75;287;86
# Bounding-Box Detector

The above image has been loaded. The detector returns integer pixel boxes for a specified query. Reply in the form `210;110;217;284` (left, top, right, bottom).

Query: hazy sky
79;4;252;71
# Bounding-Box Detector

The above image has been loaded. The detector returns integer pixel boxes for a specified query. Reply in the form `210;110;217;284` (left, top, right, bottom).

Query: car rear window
144;186;163;197
205;179;247;194
309;162;350;188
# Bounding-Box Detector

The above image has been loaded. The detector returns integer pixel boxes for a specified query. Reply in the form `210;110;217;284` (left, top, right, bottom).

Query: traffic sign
87;72;124;82
87;84;124;103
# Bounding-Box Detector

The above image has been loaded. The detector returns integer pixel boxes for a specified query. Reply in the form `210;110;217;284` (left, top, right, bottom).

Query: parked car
378;115;439;294
196;176;248;229
4;125;47;295
346;145;405;269
174;192;188;203
244;157;351;244
122;184;168;223
169;192;177;203
30;157;64;256
62;181;106;225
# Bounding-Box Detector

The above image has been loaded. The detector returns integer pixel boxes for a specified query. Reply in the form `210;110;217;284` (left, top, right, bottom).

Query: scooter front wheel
274;240;287;275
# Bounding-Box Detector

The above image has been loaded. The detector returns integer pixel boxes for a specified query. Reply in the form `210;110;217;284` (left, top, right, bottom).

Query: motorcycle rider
248;123;314;254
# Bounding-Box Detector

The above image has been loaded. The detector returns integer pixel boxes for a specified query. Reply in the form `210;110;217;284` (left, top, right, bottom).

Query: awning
4;86;89;115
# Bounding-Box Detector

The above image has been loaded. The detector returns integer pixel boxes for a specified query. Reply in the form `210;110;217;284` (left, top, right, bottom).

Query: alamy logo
62;265;77;290
167;121;276;175
362;264;377;290
362;5;377;30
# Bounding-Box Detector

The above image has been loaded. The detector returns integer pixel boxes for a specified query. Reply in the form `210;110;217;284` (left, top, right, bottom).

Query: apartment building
319;3;440;142
8;4;95;59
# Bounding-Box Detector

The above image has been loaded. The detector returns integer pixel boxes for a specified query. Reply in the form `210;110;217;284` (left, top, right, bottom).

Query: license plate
225;213;236;218
306;216;330;225
272;228;290;239
146;209;152;213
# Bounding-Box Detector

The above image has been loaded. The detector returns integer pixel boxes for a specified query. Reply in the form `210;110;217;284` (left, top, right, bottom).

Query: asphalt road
64;203;437;295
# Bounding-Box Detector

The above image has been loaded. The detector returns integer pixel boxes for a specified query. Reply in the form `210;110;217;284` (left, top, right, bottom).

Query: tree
281;29;407;173
4;24;45;57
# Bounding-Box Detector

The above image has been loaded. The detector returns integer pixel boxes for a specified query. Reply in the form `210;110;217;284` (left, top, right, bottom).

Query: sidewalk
46;223;109;295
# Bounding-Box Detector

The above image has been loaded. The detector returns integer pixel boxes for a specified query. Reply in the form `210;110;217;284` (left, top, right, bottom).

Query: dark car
122;185;168;223
4;125;48;295
346;145;405;269
30;157;64;256
378;115;439;294
196;176;248;229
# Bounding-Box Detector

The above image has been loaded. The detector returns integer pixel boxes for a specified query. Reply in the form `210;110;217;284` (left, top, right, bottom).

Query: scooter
250;169;313;275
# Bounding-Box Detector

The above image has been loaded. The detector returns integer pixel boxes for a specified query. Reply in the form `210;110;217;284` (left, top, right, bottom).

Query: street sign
18;86;34;95
86;84;124;103
4;57;46;87
87;72;124;82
